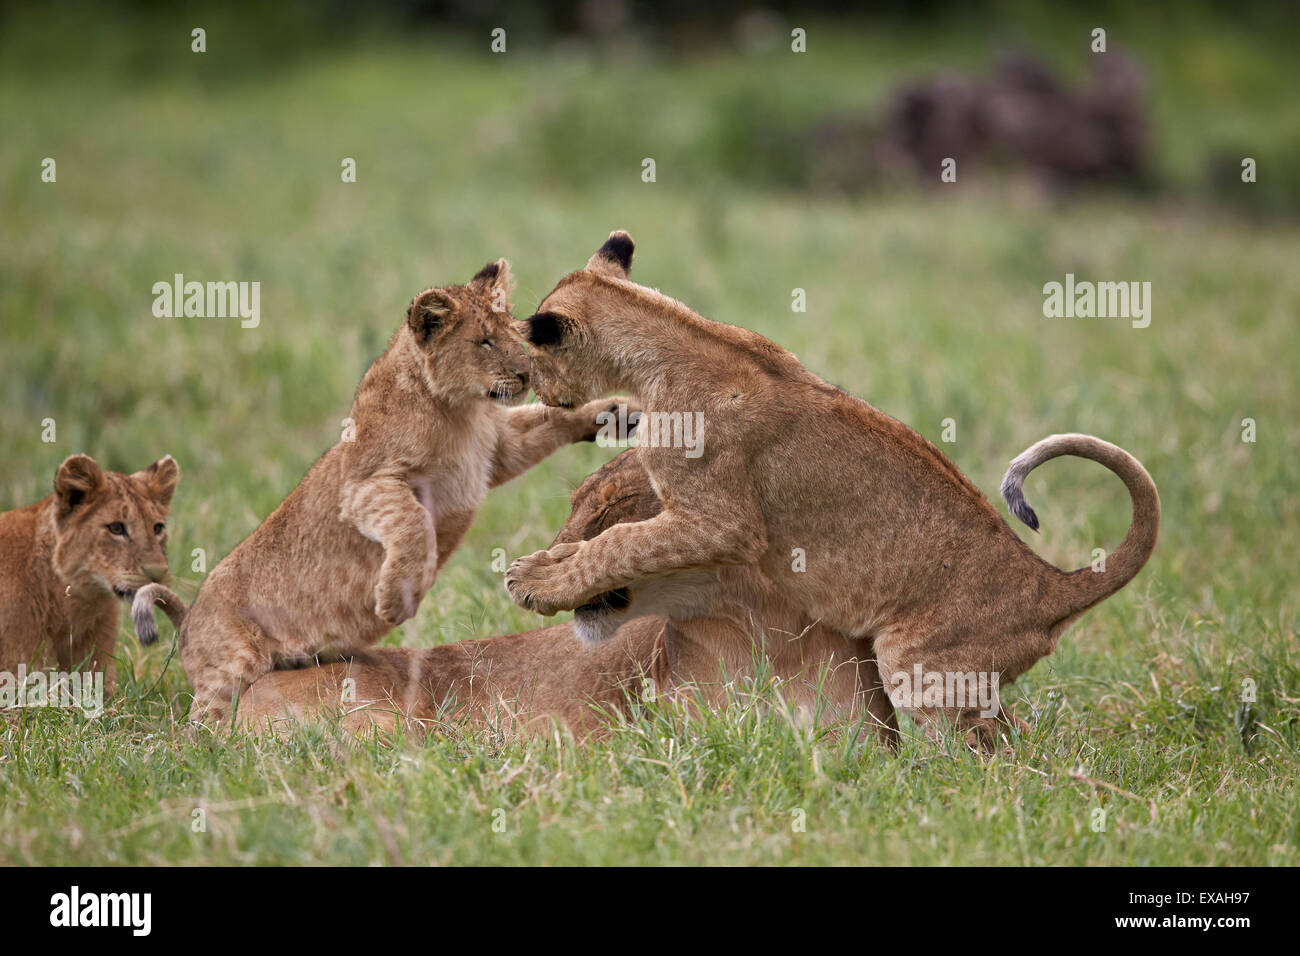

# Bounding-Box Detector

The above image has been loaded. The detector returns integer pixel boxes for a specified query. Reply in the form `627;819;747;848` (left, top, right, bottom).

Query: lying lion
506;231;1159;749
216;451;896;742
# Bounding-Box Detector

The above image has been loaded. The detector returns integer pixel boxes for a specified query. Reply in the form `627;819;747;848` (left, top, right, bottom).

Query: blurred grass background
1;0;1297;865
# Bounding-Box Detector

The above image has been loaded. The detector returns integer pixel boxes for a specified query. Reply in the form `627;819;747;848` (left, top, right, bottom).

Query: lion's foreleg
506;509;764;616
490;399;631;487
341;476;438;626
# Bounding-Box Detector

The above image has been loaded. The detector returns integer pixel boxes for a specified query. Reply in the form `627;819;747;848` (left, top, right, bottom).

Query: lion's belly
236;524;390;656
432;509;477;572
758;549;902;638
756;502;954;638
412;457;490;572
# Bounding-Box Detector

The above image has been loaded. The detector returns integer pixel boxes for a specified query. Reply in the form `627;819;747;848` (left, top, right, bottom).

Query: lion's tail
132;583;188;646
1000;433;1159;624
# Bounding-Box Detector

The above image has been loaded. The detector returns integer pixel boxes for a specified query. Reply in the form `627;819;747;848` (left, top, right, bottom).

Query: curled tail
1000;433;1159;624
132;583;188;646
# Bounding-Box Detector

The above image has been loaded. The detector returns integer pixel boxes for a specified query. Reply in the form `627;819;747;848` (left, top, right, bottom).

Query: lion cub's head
405;260;531;405
552;449;720;645
50;454;178;601
519;231;639;409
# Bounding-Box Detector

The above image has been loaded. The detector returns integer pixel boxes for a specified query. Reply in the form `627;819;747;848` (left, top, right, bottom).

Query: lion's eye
107;522;127;536
154;523;166;535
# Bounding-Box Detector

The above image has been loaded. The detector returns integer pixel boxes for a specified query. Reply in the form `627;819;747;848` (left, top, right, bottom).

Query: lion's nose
142;564;168;583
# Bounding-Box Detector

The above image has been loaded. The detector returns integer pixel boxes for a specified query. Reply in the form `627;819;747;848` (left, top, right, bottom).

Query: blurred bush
2;0;1297;215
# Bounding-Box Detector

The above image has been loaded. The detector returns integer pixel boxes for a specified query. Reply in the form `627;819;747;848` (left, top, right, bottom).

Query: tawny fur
232;623;665;739
553;451;897;740
0;454;178;695
179;260;629;722
506;231;1160;749
234;451;896;744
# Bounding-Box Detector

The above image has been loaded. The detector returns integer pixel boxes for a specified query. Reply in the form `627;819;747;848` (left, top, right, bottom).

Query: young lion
228;450;896;744
553;450;896;740
0;454;179;694
180;260;625;721
505;231;1159;748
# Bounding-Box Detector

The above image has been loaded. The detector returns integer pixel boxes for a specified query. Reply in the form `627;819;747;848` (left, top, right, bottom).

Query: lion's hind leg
874;623;1044;754
180;601;274;725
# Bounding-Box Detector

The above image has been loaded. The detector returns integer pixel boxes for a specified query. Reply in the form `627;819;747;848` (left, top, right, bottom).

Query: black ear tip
525;311;566;347
472;261;501;282
598;232;634;271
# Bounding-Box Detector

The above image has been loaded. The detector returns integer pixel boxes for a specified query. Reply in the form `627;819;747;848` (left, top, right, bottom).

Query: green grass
1;6;1298;865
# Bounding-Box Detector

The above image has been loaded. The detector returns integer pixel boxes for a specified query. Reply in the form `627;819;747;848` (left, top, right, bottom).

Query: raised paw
374;575;420;626
573;397;642;444
505;544;581;616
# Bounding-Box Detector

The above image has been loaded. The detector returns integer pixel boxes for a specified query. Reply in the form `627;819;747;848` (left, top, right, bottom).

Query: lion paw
505;547;581;616
374;576;420;626
573;397;642;443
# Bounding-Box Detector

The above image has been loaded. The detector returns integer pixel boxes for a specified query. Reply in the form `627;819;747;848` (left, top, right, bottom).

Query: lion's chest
409;440;494;572
415;423;497;520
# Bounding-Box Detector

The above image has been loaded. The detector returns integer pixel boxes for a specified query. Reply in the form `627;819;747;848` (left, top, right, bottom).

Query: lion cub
507;231;1159;748
180;260;623;721
0;454;179;695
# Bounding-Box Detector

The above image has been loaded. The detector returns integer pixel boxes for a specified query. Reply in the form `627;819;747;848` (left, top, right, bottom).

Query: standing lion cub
0;453;179;695
180;260;626;721
507;231;1159;748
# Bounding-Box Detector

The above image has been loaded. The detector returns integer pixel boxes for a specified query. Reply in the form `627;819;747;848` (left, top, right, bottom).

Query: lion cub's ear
54;454;104;515
585;230;634;279
134;455;180;509
406;289;458;344
522;311;571;347
469;258;513;312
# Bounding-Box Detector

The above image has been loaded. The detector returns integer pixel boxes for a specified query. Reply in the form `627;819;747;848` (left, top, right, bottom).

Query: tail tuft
1000;458;1040;531
132;591;160;645
131;583;186;646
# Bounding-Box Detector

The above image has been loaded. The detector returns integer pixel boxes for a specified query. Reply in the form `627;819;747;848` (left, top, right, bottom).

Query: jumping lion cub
0;453;179;695
506;231;1159;748
180;260;626;721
